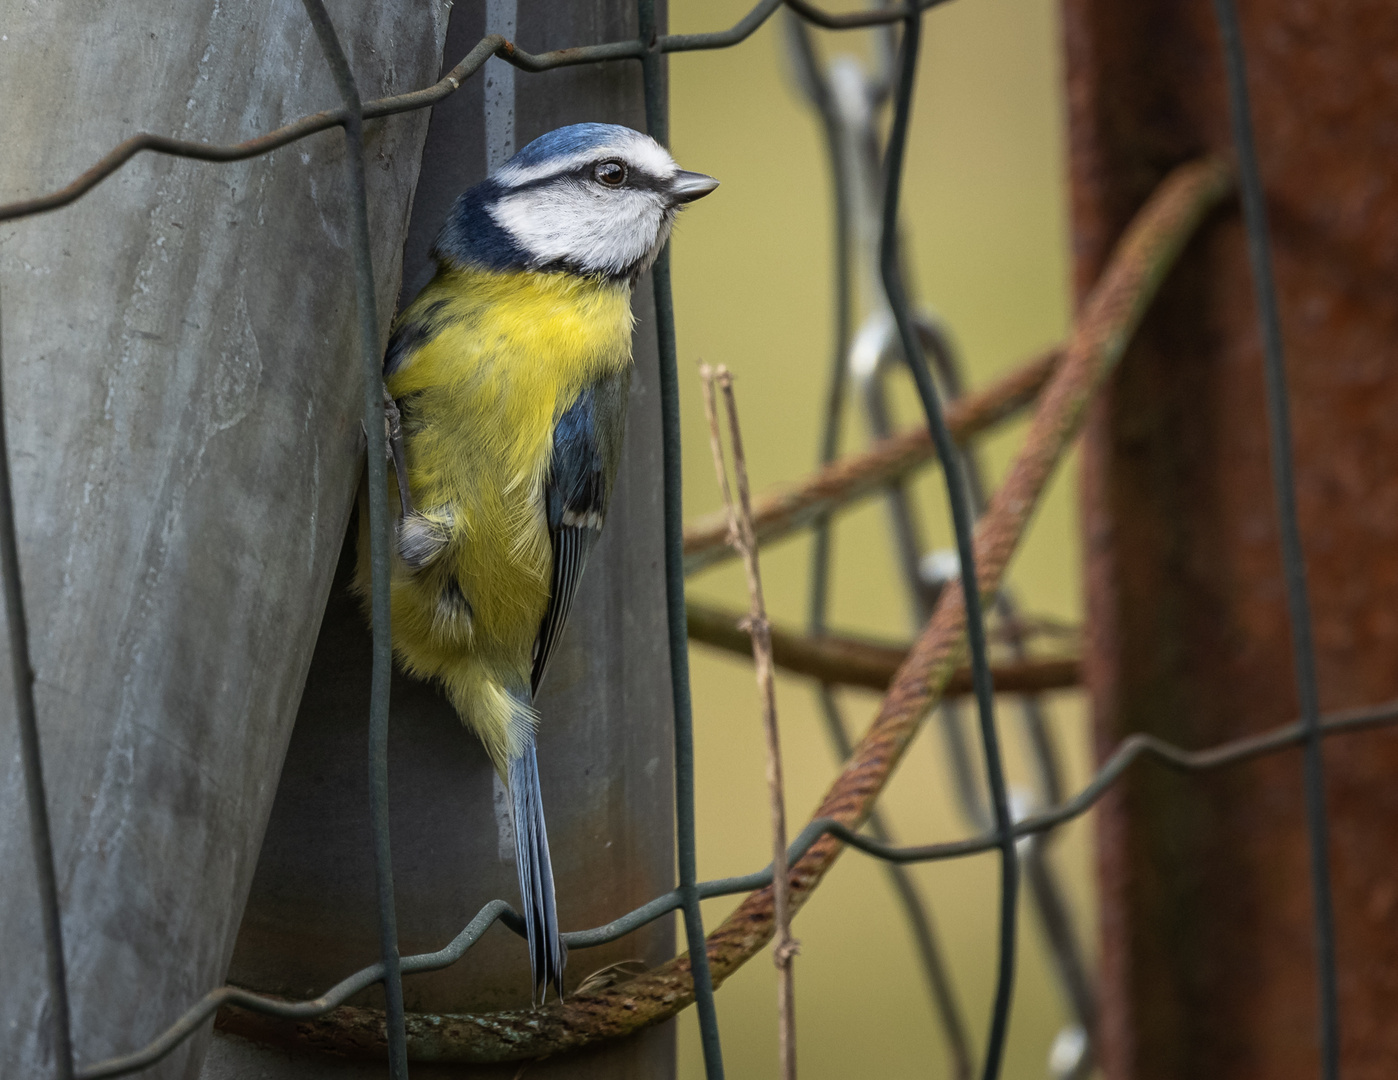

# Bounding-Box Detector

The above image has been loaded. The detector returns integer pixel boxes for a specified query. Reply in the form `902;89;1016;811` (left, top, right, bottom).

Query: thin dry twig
701;364;798;1080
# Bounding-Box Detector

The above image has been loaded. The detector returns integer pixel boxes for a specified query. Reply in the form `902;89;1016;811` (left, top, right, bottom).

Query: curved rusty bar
685;599;1080;695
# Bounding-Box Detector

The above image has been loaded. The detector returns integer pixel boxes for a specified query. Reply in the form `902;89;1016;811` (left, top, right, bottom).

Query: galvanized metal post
0;2;447;1078
206;1;678;1076
1066;0;1398;1075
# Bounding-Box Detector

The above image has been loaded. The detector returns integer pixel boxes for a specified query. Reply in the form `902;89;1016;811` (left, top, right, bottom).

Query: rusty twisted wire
90;694;1398;1076
778;13;1094;1075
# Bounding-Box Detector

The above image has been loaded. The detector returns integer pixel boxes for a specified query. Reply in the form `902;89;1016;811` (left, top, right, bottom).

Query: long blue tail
508;740;566;1001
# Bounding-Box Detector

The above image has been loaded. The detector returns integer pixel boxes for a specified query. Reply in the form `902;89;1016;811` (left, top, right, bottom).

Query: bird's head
434;123;719;281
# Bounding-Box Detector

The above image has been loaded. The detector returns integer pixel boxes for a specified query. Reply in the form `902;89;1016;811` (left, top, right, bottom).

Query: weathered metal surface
0;3;448;1078
1066;1;1398;1076
207;1;677;1076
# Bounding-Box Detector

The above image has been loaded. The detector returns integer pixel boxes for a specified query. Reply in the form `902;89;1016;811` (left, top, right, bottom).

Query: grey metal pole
0;2;447;1078
206;1;677;1076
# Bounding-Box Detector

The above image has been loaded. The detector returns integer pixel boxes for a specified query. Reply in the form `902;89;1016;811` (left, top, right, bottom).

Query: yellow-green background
665;0;1094;1076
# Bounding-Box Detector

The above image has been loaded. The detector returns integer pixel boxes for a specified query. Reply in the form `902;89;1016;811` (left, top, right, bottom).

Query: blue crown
505;123;639;172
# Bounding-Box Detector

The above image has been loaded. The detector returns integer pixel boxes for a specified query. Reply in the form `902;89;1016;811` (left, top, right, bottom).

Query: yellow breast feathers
364;266;632;763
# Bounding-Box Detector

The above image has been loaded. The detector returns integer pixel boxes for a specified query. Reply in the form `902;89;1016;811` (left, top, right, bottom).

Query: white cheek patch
490;183;668;276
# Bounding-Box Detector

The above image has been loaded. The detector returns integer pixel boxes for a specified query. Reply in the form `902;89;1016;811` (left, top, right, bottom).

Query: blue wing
531;375;628;697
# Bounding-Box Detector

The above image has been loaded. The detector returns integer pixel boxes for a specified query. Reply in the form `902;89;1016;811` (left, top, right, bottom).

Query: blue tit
357;123;717;1001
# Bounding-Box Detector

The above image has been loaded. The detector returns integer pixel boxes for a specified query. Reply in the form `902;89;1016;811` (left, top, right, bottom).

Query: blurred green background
664;1;1094;1076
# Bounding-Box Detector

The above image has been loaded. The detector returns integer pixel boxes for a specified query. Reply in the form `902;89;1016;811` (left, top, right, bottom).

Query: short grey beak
671;170;720;204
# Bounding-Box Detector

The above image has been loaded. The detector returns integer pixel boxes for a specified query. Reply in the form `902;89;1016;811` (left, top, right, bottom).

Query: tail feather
508;741;566;1001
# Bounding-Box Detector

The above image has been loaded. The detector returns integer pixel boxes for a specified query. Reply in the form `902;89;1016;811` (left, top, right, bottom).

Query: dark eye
593;159;627;187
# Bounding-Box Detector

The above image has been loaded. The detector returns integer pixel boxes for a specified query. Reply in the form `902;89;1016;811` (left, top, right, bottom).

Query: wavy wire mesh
0;1;1357;1079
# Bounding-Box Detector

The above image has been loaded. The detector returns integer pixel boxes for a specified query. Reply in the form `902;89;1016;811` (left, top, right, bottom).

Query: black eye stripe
497;164;671;195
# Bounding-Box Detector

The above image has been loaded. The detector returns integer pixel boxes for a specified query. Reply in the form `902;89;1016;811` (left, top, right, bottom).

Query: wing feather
532;526;591;696
531;378;626;697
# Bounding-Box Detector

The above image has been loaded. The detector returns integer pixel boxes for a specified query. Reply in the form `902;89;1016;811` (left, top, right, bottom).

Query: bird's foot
382;385;413;518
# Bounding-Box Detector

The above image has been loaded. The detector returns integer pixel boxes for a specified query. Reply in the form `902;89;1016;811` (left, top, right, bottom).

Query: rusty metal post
205;1;677;1077
1066;0;1398;1076
0;3;447;1078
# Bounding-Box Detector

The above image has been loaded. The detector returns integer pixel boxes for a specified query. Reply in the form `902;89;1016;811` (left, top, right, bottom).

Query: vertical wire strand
0;292;75;1080
637;3;725;1076
784;19;974;1077
298;3;408;1075
924;321;1097;1074
815;686;975;1080
880;16;1019;1080
1210;2;1338;1076
782;15;852;634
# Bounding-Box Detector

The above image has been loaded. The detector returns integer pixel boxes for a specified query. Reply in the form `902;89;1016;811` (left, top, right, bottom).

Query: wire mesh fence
0;1;1375;1078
